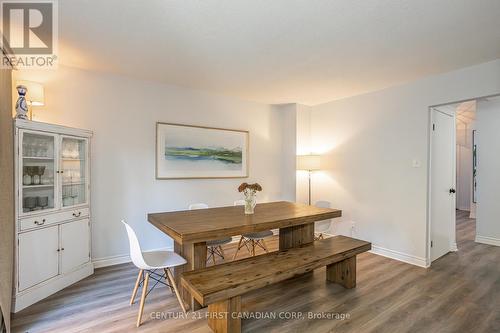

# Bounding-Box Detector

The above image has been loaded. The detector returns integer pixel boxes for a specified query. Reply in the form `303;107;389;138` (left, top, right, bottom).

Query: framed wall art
156;122;249;179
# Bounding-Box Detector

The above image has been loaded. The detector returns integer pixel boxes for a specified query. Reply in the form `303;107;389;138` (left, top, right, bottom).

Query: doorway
427;96;500;264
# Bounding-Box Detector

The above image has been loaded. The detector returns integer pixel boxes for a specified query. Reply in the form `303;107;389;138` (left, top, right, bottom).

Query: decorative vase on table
238;182;263;215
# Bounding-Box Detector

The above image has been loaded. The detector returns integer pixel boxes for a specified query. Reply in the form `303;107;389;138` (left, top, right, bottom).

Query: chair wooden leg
130;269;143;305
136;272;149;327
233;236;244;260
212;247;217;265
166;268;187;314
251;240;256;256
260;239;269;253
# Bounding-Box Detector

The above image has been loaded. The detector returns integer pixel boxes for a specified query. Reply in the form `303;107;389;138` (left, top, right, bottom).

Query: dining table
147;200;342;311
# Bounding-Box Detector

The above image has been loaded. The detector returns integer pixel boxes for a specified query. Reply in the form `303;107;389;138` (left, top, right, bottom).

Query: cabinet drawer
19;207;90;231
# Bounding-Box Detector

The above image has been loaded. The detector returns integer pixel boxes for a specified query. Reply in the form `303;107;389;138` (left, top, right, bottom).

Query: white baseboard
475;235;500;246
94;231;281;269
93;246;173;269
370;245;428;268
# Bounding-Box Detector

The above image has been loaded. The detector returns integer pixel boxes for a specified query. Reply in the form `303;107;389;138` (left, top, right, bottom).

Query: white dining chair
122;220;187;327
233;200;273;259
188;203;232;265
314;200;333;240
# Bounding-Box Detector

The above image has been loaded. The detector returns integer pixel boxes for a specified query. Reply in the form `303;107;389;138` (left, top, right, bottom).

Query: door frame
426;94;500;266
427;106;457;266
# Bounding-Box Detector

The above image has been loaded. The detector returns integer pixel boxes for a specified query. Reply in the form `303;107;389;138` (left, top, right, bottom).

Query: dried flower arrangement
238;182;263;193
238;183;262;214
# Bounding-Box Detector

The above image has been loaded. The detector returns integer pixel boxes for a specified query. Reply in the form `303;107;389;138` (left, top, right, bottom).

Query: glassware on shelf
22;167;31;185
41;172;53;185
70;185;79;204
25;166;36;185
24;197;37;211
37;166;45;181
38;196;48;209
62;186;72;206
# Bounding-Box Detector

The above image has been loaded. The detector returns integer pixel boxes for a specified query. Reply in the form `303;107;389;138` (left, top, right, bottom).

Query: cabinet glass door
20;131;57;214
60;137;88;207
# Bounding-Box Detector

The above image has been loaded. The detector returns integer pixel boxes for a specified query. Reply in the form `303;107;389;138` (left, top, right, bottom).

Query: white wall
476;98;500;246
306;60;500;266
13;66;295;265
456;122;474;211
275;103;297;202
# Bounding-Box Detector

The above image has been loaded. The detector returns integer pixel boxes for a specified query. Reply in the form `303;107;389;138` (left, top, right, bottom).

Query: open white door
430;108;456;262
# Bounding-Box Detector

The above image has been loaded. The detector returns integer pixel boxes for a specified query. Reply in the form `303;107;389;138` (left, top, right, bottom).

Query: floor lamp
297;154;321;205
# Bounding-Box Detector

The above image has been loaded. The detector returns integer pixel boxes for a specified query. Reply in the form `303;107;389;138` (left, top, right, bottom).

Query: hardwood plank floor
12;211;500;332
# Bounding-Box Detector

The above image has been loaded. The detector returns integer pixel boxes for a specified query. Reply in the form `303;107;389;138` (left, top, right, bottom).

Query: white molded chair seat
122;220;187;327
233;200;273;259
243;230;273;239
207;237;232;246
141;251;187;270
189;203;231;264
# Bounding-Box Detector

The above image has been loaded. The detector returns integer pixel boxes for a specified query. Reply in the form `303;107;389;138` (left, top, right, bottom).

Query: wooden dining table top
148;201;342;244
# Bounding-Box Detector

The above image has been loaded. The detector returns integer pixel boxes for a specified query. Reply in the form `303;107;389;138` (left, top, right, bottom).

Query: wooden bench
181;235;371;333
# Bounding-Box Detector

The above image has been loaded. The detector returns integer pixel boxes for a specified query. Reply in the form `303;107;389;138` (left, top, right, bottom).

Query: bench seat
181;235;371;333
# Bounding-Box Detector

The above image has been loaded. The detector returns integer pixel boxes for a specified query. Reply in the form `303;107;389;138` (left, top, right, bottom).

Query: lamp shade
17;81;44;106
297;154;321;171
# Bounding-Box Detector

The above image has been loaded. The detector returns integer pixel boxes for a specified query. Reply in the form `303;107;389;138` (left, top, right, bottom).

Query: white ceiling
58;0;500;105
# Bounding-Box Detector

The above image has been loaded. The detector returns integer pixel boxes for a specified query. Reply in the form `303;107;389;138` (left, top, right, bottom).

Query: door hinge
431;240;433;248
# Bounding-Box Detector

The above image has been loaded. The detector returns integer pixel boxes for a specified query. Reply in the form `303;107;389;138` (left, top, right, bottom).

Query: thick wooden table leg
208;296;241;333
174;241;207;311
279;222;315;250
326;256;356;289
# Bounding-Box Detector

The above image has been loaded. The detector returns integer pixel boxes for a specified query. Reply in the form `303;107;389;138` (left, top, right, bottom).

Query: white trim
15;119;93;138
370;245;429;268
93;230;281;269
475;235;500;246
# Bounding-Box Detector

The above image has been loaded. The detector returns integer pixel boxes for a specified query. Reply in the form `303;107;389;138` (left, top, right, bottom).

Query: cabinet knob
61;247;65;251
57;248;60;252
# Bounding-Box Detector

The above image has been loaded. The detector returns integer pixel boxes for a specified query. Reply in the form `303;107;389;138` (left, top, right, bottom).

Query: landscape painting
156;122;249;179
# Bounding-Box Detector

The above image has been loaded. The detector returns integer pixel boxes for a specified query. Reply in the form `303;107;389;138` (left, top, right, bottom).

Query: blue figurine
15;85;29;120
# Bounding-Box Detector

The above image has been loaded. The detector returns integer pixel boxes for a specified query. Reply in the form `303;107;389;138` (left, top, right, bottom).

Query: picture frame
155;122;249;179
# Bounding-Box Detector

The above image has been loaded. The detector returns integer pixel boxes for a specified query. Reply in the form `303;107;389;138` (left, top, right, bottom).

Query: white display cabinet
13;119;93;312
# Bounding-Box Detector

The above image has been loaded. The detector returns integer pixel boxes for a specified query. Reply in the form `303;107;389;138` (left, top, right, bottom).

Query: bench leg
326;256;356;289
207;296;241;333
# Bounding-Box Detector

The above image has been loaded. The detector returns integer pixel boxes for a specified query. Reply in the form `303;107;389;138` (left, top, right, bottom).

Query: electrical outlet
350;222;356;236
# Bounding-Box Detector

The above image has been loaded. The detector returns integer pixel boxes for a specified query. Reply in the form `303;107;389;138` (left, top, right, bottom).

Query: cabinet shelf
23;184;54;189
23;156;54;160
62;181;85;186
